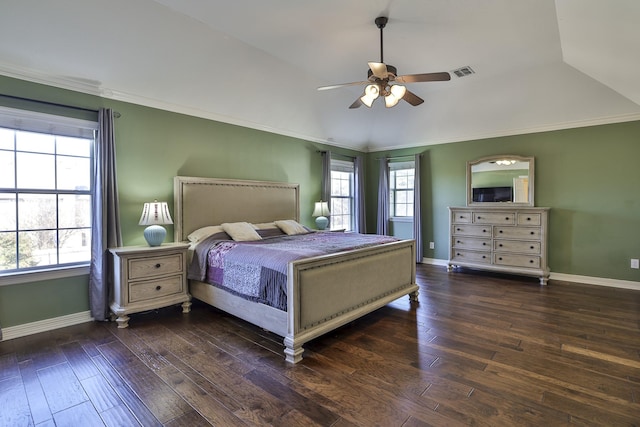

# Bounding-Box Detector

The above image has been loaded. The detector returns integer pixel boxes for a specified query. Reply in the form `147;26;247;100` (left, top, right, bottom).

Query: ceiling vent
452;66;475;78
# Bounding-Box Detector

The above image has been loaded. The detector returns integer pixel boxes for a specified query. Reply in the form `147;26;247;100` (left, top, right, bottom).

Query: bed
173;176;419;363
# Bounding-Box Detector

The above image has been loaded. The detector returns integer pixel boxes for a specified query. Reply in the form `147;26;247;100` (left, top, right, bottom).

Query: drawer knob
499;230;503;233
155;263;161;269
459;215;464;219
456;253;461;256
483;242;487;246
499;244;503;247
529;260;534;264
530;246;534;249
527;217;531;221
155;285;162;291
499;257;503;260
530;231;535;235
483;229;487;233
456;228;461;231
505;217;509;220
482;255;486;259
457;240;461;243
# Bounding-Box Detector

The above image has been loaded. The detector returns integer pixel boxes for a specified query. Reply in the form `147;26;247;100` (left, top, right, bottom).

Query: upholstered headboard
173;176;300;242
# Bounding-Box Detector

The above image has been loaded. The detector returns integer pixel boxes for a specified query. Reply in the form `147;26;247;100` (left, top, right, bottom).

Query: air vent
452;66;475;78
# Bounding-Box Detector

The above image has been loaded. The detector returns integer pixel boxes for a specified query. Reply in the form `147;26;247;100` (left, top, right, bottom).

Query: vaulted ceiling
1;0;639;151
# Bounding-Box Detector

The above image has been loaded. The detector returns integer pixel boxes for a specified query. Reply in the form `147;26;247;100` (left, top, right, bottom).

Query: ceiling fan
318;16;451;109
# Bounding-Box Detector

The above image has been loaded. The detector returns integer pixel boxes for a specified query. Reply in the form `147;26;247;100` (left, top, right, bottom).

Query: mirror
467;155;534;206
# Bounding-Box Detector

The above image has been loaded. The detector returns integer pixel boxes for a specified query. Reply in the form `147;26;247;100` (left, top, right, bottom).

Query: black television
472;186;513;202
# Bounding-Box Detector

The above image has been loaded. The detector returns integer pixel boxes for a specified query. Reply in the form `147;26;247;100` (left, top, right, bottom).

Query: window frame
0;106;97;283
389;160;415;219
329;158;355;231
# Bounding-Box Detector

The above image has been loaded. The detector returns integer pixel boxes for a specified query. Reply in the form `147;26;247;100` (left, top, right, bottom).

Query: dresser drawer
517;212;541;226
129;275;184;303
494;227;541;240
452;236;491;251
494;240;540;254
451;211;472;223
452;224;492;237
128;253;184;280
451;249;491;264
473;211;515;225
494;254;541;269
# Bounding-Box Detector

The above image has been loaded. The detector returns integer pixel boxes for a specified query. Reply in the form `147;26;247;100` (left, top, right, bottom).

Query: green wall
1;74;639;330
365;123;640;282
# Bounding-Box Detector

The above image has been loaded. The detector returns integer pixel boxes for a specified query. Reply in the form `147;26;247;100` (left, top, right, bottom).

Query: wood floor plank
18;359;52;425
52;400;104;427
0;376;33;427
36;362;89;414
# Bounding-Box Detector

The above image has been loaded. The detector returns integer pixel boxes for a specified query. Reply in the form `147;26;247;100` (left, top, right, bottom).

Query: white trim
0;265;90;286
422;258;640;290
549;272;640;291
1;310;94;341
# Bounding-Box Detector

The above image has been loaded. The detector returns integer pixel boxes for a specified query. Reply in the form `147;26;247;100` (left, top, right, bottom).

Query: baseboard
1;311;94;341
421;258;640;291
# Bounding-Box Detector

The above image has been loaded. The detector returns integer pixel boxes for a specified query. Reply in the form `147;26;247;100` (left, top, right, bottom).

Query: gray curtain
413;154;423;263
376;158;390;235
89;108;122;321
321;151;331;202
354;155;366;233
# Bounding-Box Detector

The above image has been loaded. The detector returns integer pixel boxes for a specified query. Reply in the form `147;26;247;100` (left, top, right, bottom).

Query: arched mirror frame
467;155;535;207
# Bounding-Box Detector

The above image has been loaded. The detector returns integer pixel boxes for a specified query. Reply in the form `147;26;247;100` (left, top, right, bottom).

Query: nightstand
109;242;191;328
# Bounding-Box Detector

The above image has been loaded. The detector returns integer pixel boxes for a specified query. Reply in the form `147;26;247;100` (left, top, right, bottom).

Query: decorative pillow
252;222;278;230
187;225;225;242
221;222;262;241
275;220;309;236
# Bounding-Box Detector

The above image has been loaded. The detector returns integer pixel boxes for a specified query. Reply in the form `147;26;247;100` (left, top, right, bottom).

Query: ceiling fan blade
349;98;363;109
317;81;369;91
368;62;388;79
396;72;451;84
402;90;424;106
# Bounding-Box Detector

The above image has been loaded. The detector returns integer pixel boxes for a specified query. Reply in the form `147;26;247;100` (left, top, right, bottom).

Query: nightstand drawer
128;253;183;280
129;275;184;303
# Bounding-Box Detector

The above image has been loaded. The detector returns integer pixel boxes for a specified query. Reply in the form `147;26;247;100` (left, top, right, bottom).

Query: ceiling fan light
385;85;407;107
361;84;380;107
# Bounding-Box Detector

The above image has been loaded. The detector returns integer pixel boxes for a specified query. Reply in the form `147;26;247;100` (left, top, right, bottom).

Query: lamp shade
139;201;173;246
312;201;331;231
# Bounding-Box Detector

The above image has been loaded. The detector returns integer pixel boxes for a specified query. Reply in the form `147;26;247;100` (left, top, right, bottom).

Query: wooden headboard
173;176;300;242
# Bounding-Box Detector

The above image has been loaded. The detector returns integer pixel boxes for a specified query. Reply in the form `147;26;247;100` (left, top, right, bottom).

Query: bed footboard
284;239;418;363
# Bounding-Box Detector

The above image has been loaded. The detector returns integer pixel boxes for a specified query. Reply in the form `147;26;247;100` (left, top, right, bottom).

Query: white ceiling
1;0;639;151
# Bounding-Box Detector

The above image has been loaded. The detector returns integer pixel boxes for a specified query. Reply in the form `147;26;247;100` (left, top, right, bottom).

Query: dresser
447;206;550;284
110;243;191;328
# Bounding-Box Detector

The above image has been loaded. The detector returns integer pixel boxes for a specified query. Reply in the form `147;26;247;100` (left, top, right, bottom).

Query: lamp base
143;225;167;247
315;216;329;231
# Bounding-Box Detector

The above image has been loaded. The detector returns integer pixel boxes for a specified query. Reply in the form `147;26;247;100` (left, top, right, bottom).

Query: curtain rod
376;154;421;161
317;150;356;160
0;94;121;118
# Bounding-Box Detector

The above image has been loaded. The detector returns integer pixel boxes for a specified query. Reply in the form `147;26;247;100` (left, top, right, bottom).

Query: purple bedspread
188;231;400;311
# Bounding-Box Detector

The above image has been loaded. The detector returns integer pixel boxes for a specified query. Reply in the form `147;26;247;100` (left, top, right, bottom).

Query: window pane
16;131;55;154
0;128;14;150
57;155;90;190
0;232;17;270
59;228;91;264
0;150;15;187
18;193;56;230
17;152;55;189
59;194;91;228
0;195;16;231
57;136;91;157
19;230;57;268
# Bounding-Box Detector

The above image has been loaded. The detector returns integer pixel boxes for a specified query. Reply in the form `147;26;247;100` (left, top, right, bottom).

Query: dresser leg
181;301;192;313
539;276;549;286
115;315;129;328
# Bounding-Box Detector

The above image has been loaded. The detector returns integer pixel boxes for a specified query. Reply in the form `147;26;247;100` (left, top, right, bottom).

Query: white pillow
275;220;308;235
252;222;278;230
221;222;262;241
187;225;225;242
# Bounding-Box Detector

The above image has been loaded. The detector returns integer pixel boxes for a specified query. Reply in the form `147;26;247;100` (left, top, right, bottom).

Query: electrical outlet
429;242;435;249
631;259;639;269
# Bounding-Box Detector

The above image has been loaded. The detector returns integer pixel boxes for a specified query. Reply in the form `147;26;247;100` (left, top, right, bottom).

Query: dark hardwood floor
1;264;639;426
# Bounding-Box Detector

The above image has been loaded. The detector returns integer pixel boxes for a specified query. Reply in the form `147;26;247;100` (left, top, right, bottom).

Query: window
389;161;415;217
0;107;97;274
330;159;354;231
